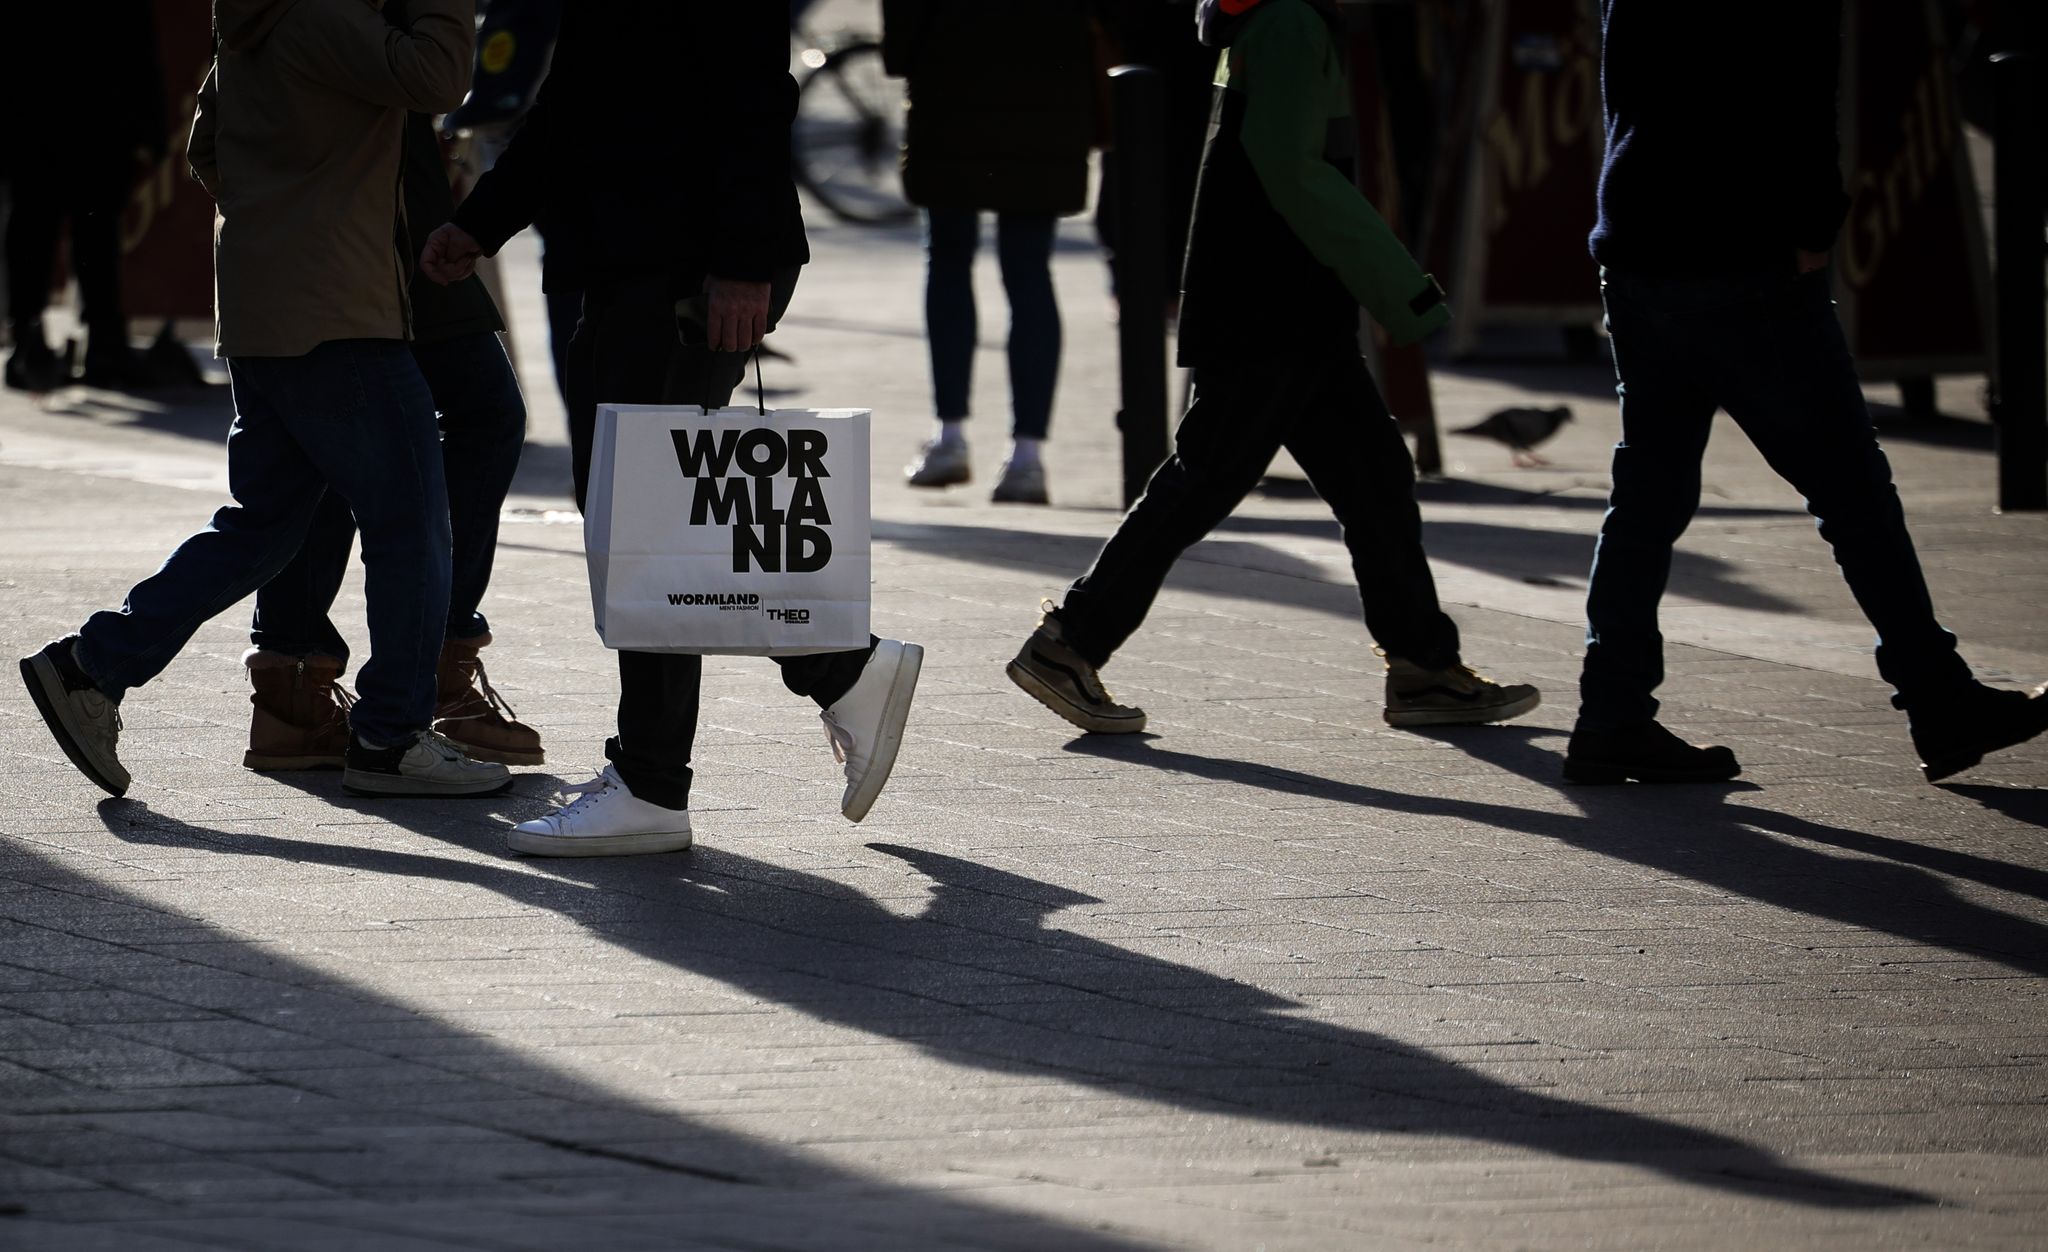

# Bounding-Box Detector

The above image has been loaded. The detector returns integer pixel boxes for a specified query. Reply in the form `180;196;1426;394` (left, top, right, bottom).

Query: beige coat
189;0;473;358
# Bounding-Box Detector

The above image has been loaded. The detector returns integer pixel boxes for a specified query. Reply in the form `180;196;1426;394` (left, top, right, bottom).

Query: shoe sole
1561;757;1743;785
506;828;693;857
19;654;129;797
842;643;924;823
1006;659;1148;735
907;470;971;488
1384;689;1542;728
243;753;345;771
341;768;514;798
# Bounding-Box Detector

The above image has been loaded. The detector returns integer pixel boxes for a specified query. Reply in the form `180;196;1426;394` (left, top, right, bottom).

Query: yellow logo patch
480;30;516;76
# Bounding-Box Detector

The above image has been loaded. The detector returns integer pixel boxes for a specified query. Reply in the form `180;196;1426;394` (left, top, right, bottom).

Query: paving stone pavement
1;192;2045;1248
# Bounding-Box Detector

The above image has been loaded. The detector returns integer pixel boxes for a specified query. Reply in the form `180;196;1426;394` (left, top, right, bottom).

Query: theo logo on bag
671;427;832;573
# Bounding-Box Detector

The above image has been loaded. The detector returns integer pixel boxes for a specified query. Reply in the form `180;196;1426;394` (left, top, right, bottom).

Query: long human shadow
1214;515;1802;613
1417;728;2048;908
875;518;1801;617
8;813;1150;1248
1940;783;2048;832
1062;733;2048;979
118;791;1923;1210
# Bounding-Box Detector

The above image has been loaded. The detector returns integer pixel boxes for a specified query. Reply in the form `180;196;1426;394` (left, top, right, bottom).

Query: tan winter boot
244;650;352;770
435;632;544;766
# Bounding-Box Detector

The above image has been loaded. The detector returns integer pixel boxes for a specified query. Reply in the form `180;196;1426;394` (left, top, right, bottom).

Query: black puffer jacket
882;0;1097;215
454;0;807;292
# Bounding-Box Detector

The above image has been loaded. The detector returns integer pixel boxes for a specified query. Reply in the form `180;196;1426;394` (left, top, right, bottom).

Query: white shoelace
821;714;857;769
554;766;623;815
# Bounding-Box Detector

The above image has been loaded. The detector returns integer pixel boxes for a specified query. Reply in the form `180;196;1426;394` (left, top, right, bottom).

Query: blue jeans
74;339;451;746
251;331;525;663
1579;267;1972;732
924;209;1060;439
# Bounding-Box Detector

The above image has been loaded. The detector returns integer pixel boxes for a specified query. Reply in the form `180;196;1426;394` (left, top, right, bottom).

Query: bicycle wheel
793;41;915;226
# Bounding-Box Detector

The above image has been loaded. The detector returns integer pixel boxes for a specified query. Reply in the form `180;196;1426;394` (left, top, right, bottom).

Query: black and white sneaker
1383;655;1540;727
1007;605;1146;734
19;637;129;797
343;729;513;798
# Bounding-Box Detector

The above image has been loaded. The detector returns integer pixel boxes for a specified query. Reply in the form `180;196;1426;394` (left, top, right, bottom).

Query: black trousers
1060;347;1460;671
5;155;129;336
566;271;871;809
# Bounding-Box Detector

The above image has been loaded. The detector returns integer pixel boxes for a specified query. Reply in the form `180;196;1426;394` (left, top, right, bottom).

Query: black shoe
1563;721;1740;784
81;341;153;390
1907;683;2048;783
5;339;62;392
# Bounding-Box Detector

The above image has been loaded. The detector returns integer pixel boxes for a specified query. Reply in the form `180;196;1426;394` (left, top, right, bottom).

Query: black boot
1905;682;2048;783
4;325;61;392
1563;720;1741;784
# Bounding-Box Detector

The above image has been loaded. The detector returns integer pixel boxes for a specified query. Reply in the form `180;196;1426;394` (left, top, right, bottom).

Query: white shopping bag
585;404;871;655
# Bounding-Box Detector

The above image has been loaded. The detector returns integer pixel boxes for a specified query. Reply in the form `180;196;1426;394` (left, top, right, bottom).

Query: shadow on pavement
877;519;1802;618
106;788;1926;1212
1868;406;1997;452
1064;732;2048;980
0;807;1155;1245
22;802;1150;1247
1940;783;2048;831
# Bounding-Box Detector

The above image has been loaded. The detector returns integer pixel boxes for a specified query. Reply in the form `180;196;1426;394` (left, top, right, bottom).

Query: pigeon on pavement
1450;405;1572;467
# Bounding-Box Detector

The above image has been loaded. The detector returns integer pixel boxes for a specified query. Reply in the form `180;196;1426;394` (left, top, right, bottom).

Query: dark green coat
882;0;1097;215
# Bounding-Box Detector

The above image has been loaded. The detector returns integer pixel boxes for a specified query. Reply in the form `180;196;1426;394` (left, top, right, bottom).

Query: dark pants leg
78;340;450;745
566;272;869;809
993;213;1059;440
251;330;527;661
923;208;978;421
1580;268;1972;732
4;178;62;333
1061;349;1459;670
68;180;127;343
418;332;526;640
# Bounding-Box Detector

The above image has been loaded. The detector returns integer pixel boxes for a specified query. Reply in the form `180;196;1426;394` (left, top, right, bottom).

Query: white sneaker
991;458;1049;504
342;729;512;797
905;438;970;487
507;765;693;857
822;639;924;822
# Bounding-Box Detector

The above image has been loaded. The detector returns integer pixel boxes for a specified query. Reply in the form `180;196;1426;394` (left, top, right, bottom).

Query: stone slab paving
1;175;2045;1249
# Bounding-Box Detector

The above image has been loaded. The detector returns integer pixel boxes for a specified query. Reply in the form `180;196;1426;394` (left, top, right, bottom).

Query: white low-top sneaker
342;729;512;797
822;639;924;823
905;438;970;487
507;765;693;857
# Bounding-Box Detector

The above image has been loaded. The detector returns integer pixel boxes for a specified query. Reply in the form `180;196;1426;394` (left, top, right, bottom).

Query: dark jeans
1579;266;1972;732
1060;347;1461;671
924;209;1059;439
566;272;872;809
250;330;525;663
75;340;451;745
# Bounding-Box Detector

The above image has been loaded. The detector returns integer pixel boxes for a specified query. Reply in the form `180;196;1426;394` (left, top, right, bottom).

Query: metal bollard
1109;65;1171;509
1991;52;2046;511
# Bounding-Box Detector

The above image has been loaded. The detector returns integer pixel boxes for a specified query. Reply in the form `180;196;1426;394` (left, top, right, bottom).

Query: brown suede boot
244;650;352;770
435;632;544;766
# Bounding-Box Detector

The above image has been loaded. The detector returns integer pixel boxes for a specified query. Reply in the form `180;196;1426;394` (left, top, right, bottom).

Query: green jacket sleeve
1234;2;1449;344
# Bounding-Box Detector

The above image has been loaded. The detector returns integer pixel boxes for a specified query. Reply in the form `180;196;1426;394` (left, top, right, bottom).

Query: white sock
1008;437;1043;468
933;419;968;450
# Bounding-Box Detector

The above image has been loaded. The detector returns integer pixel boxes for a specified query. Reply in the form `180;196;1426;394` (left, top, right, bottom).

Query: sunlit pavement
0;181;2044;1248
